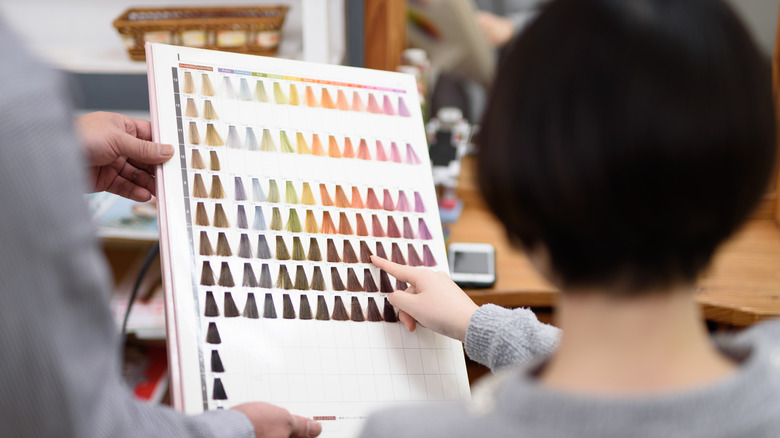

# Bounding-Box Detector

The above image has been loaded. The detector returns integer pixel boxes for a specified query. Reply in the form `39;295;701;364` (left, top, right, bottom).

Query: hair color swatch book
145;43;471;437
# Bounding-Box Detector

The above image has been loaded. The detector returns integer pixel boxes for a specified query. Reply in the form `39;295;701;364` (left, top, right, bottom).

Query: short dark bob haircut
477;0;776;294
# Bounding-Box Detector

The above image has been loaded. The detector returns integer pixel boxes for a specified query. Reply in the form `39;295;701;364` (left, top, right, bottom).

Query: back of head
477;0;776;294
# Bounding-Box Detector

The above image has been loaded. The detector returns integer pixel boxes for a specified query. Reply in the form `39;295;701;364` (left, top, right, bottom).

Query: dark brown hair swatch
192;174;208;198
294;266;309;290
351;297;365;322
243;263;258;287
201;261;215;286
204;291;219;317
257;235;271;259
316;295;330;320
359;241;373;263
407;244;423;267
342;240;358;263
212;378;227;400
403;217;416;239
383;297;398;323
331;267;345;291
234;177;247;201
387;217;401;238
209;150;221;171
346;268;363;292
211;350;225;372
263;293;277;318
310;266;325;290
338;212;353;235
391;243;406;265
195;202;209;226
332;296;350;321
216;232;232;256
223;292;240;317
199;231;214;256
282;294;296;319
379;270;394;293
276;265;293;289
206;322;221;343
209;175;226;199
321;211;336;234
367;297;383;321
326;239;341;263
291;237;305;261
218;262;235;287
307;237;322;261
396;280;408;291
243;293;259;318
259;264;272;288
191;149;206;169
236;205;248;229
299;295;313;320
276;236;290;260
238;234;252;259
213;204;230;228
355;214;369;236
363;269;378;292
371;215;385;237
375;242;388;260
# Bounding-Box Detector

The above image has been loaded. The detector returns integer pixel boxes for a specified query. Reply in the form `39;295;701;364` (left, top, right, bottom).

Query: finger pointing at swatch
370;255;479;342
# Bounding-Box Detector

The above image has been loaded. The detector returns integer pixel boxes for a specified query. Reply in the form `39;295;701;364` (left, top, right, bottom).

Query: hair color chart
146;44;470;436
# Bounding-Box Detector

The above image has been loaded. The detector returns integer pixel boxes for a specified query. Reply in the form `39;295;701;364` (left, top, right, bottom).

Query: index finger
370;255;421;283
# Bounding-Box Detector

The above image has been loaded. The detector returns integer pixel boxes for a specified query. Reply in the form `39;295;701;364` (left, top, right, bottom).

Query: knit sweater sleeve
464;304;561;371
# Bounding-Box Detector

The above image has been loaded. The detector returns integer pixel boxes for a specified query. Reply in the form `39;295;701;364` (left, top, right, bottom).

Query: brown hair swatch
319;184;333;206
199;231;214;256
209;175;226;199
386;217;401;238
407;244;423;267
326;239;340;262
211;350;225;372
216;232;232;256
351;296;365;322
243;263;258;287
366;188;381;209
366;297;383;322
299;295;313;319
346;268;363;292
200;261;215;285
360;241;373;263
263;293;277;318
331;267;345;291
316;295;330;320
259;264;272;288
355;214;369;236
238;234;252;258
276;265;293;289
223;292;240;317
396;280;408;291
379;270;394;293
212;378;227;400
332;296;350;321
291;237;305;261
383;297;398;323
218;262;234;287
195;202;209;226
338;212;353;235
204;291;219;317
371;215;385;237
209;150;221;170
391;243;406;265
191;148;205;168
342;240;358;263
307;237;322;261
282;294;296;319
206;322;221;343
213;204;230;228
375;242;388;260
363;269;378;292
243;292;259;318
310;266;325;290
293;266;308;290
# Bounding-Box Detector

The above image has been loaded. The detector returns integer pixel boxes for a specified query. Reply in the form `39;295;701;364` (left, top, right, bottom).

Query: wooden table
450;160;780;327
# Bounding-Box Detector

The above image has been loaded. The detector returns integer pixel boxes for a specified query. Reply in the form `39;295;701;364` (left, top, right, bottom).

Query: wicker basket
113;6;289;61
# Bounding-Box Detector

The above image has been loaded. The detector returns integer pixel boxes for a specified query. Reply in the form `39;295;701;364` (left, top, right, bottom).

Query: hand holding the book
76;111;174;202
371;256;478;342
233;402;322;438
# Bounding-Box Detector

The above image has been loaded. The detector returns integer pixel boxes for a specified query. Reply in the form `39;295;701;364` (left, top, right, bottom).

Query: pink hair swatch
405;143;421;164
390;142;403;163
418;218;432;240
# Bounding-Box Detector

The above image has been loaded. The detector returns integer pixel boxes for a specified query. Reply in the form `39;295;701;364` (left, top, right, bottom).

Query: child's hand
371;255;479;342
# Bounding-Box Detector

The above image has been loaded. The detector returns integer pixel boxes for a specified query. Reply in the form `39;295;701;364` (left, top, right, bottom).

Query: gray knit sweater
360;304;780;437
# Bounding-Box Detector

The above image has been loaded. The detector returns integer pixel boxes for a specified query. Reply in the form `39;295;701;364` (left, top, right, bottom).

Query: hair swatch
216;232;232;256
204;291;219;316
236;205;248;229
253;206;267;230
387;217;401;238
291;237;306;261
367;297;383;321
211;350;225;372
379;270;394;292
182;71;195;94
276;236;290;260
261;129;277;152
319;184;333;206
366;189;381;209
327;136;341;158
185;98;199;117
382;95;395;115
209;175;225;199
316;295;330;320
257;235;271;259
342;138;356;158
201;261;215;285
335;185;350;208
332;296;350;320
342;240;358;263
321;212;336;234
360;241;373;263
212;378;227;400
191;148;205;168
199;231;214;256
331;267;345;291
396;280;408;291
276;265;293;289
280;131;295;153
273;82;288;104
375;140;388;162
234;177;247;201
346;268;363;292
351;296;365;322
239;77;253;101
307;237;322;261
336;89;350;111
305;210;319;234
267;180;280;203
352;90;365;112
371;215;385;237
375;242;388;260
311;134;326;156
310;266;325;290
293;266;308;290
284;181;299;204
286;209;302;233
203;100;219;120
367;94;382;114
255;80;269;102
326;239;340;263
270;207;283;231
422;245;436;267
418;218;432;240
382;189;395;211
408;244;423;267
243;263;258;287
213;204;230;228
391;243;406;265
298;182;315;205
296;133;312;155
405;143;421;164
402;217;415;239
355;214;369;236
192;174;208;198
221;76;237;99
252;178;266;202
243;292;259;318
259;264;272;288
357;139;371;160
218;262;235;287
390;142;402;163
305;86;319;107
282;294;296;318
205;124;224;146
383;297;398;323
338;212;353;235
363;269;378;292
321;88;336;109
245;127;259;150
299;295;313;319
237;234;252;258
201;74;215;96
195;202;209;226
288;84;300;106
206;322;221;343
398;96;411;117
264;293;277;318
223;292;240;317
209;151;221;171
